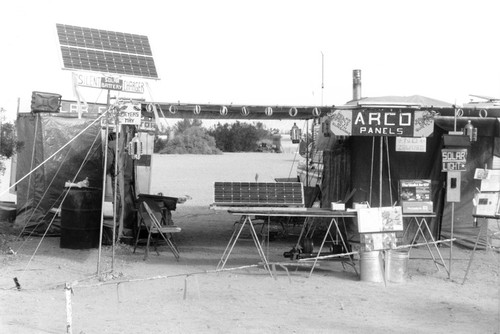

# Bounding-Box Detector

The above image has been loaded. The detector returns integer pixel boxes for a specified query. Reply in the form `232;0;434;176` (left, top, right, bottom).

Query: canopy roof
345;95;453;108
144;95;500;120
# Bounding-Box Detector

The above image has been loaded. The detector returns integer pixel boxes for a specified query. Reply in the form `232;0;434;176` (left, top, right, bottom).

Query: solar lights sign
56;23;158;79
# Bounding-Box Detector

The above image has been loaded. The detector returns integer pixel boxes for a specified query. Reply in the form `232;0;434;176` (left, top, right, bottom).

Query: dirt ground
0;205;499;334
0;153;499;333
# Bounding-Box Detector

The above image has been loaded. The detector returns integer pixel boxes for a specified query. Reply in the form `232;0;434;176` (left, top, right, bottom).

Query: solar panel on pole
56;23;158;79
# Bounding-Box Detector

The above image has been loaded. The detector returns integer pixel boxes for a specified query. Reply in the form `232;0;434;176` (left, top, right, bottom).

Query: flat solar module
214;182;304;207
56;23;158;79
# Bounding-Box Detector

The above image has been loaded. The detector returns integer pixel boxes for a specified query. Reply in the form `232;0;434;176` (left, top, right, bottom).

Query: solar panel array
56;23;158;79
214;182;304;207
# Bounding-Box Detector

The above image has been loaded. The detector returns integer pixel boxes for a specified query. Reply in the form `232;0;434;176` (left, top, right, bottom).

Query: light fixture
321;119;331;137
128;133;142;160
463;120;477;142
290;123;301;144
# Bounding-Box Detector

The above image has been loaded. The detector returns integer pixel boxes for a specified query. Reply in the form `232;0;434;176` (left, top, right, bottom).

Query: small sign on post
118;102;142;126
441;148;467;172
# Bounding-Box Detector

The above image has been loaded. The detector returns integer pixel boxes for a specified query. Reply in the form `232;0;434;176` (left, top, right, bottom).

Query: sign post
441;147;468;279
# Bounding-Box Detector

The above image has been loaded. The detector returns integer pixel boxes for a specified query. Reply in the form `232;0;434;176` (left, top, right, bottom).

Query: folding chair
133;200;181;261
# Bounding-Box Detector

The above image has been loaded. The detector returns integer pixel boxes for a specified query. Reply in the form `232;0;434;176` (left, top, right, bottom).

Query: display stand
462;215;499;284
216;214;273;277
403;213;449;275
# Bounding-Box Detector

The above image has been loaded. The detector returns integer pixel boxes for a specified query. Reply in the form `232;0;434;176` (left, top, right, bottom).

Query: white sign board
480;169;500;192
118;102;142;125
395;137;427;152
74;73;145;94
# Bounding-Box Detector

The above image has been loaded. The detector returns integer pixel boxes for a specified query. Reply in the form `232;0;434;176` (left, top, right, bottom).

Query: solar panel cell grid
56;23;157;78
213;182;304;206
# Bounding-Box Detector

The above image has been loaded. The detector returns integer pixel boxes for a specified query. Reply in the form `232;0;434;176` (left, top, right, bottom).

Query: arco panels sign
329;109;434;137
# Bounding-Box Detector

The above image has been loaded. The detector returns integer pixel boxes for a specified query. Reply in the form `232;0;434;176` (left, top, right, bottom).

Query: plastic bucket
359;251;384;283
386;249;409;283
60;188;102;249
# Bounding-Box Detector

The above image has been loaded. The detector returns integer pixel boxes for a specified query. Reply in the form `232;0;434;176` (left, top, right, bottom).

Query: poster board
360;232;397;251
473;192;500;217
358;206;403;233
477;169;500;192
399;179;433;213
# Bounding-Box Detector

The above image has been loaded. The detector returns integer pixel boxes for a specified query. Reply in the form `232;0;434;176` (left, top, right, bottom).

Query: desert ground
0;153;499;334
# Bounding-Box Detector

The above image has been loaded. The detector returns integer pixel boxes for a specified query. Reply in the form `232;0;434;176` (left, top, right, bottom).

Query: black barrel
60;187;102;249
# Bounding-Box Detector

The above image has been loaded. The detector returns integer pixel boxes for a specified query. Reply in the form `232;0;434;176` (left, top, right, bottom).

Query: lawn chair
133;200;181;261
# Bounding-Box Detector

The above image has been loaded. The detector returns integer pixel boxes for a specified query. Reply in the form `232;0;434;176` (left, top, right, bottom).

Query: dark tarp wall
346;129;446;242
15;114;103;233
436;117;499;248
321;117;499;248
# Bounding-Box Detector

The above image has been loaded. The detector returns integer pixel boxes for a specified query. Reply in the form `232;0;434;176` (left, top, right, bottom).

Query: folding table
219;208;357;277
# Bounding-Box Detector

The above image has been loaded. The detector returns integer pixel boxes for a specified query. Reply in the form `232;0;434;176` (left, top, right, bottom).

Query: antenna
321;51;324;106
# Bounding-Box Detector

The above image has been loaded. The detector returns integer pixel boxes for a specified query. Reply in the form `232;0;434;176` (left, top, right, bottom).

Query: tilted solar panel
56;23;158;79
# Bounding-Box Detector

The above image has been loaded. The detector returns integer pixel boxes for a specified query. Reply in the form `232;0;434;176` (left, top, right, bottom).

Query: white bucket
359;251;384;283
385;249;409;283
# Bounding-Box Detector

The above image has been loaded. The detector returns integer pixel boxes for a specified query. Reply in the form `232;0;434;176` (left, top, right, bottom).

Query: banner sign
330;109;434;137
441;148;467;171
61;100;107;114
75;74;145;94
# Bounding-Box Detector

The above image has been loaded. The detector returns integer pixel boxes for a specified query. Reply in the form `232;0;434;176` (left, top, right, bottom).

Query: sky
1;0;499;130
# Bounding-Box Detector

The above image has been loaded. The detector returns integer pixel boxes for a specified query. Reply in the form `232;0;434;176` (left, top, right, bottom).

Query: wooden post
65;283;73;334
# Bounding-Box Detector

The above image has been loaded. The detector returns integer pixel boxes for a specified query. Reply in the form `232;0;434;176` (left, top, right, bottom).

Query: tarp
15;114;103;233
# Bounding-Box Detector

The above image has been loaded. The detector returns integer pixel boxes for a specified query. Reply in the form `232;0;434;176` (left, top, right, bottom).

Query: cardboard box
402;201;433;214
331;202;345;211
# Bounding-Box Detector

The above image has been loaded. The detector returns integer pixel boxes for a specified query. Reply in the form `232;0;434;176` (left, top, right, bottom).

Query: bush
208;121;272;152
0;121;23;176
159;126;221;154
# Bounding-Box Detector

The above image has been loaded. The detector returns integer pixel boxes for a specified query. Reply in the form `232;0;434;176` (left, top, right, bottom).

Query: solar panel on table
214;182;304;207
56;23;158;79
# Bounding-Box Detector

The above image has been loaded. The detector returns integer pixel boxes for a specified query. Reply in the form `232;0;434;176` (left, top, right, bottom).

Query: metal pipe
353;69;362;101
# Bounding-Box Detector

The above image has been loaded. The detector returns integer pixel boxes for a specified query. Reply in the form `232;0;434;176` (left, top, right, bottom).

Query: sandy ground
0;153;499;333
1;206;499;334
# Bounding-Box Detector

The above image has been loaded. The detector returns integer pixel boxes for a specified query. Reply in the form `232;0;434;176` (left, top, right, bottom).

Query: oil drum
60;187;102;249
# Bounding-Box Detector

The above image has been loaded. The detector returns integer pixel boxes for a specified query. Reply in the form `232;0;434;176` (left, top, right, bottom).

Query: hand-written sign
441;148;467;172
395;137;427;152
329;109;434;137
118;102;142;125
75;74;145;94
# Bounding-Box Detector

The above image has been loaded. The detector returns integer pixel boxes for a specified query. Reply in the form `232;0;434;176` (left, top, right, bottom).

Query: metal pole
112;117;118;271
97;117;109;275
305;121;309;188
98;89;111;275
379;136;383;207
449;202;454;279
